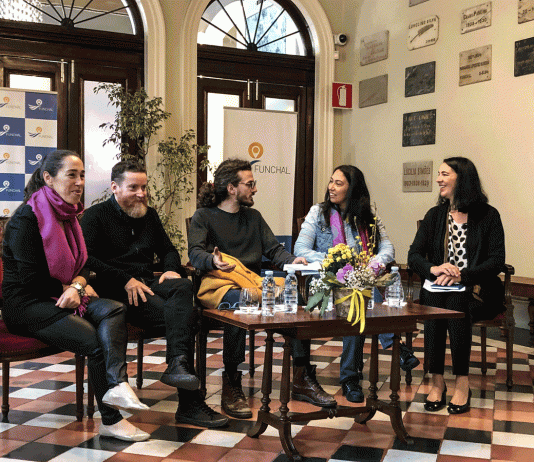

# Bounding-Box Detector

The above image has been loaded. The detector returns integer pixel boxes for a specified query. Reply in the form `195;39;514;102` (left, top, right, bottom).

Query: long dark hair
439;156;488;212
197;158;251;208
23;150;81;203
321;165;380;247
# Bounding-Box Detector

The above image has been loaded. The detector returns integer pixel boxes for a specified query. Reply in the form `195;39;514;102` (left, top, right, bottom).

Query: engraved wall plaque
515;37;534;76
518;0;534;24
410;0;430;6
461;2;492;34
405;61;436;97
408;16;439;50
403;161;433;192
402;109;436;147
360;31;389;66
359;75;388;108
459;45;492;86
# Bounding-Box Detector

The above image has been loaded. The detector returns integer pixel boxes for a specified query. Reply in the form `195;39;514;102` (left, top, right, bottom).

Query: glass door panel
83;80;120;205
8;74;52;91
265;97;295;112
206;92;240;181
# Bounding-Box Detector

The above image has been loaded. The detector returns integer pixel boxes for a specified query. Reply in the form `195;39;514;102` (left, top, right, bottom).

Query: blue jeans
339;288;394;383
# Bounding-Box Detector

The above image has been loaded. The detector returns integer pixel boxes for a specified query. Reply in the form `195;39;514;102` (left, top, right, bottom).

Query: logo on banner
0;153;9;165
3;208;10;216
0;124;10;136
248;142;264;159
0;181;10;192
0;97;9;108
28;126;43;138
28;153;43;166
28;98;53;113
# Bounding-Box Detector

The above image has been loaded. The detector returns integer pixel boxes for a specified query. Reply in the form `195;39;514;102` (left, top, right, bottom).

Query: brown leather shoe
291;365;337;408
221;371;252;419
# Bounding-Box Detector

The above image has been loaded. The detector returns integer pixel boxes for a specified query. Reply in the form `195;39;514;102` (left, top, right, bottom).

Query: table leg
278;335;301;460
387;336;413;444
247;330;274;438
355;334;378;424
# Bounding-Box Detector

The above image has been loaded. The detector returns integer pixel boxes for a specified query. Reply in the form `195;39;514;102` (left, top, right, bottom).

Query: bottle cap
288;269;295;274
266;270;274;276
391;266;399;272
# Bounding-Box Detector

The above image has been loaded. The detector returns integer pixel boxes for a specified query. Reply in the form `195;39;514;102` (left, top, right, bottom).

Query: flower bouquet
305;226;394;333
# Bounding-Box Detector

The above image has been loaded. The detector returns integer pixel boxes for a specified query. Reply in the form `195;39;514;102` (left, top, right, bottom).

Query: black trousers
33;298;126;426
101;277;197;364
220;289;310;366
420;289;473;376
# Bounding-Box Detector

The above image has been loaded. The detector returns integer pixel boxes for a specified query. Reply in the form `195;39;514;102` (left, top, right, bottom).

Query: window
198;0;312;56
0;0;140;35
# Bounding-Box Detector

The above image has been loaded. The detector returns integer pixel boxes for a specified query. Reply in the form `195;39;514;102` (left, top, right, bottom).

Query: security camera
334;34;348;46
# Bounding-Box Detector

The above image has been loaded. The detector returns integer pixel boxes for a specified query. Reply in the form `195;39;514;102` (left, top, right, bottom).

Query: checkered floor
1;324;534;462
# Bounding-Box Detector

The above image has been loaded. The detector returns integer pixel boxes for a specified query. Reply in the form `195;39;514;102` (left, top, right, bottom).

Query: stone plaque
515;37;534;76
410;0;430;6
461;2;492;34
359;75;388;108
459;45;491;86
408;16;439;50
403;161;433;192
405;61;436;97
518;0;534;24
360;31;389;66
402;109;436;147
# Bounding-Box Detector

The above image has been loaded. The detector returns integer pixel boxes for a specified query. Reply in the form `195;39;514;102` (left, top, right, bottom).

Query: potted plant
94;83;209;251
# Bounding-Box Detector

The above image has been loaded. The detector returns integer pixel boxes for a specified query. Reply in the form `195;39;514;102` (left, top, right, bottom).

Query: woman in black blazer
408;157;505;415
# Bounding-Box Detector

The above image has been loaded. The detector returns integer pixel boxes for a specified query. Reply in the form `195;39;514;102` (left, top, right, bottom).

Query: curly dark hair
438;156;488;212
197;158;251;208
111;160;146;185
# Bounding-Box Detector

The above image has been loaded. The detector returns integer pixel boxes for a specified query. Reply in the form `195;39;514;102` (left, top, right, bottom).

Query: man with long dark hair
189;158;337;419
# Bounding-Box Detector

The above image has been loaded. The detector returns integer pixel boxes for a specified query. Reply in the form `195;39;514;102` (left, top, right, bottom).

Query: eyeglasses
238;180;257;189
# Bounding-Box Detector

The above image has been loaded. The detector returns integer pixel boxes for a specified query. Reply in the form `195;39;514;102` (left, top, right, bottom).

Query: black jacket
80;196;185;298
408;202;505;311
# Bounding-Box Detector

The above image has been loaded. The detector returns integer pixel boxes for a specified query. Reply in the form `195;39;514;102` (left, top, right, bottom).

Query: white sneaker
99;419;150;442
102;382;150;412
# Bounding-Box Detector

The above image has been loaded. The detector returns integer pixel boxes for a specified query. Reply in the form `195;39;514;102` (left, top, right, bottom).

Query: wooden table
203;303;464;461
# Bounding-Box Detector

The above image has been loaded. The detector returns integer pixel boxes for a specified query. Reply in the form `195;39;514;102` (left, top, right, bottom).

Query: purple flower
367;260;384;277
336;263;354;282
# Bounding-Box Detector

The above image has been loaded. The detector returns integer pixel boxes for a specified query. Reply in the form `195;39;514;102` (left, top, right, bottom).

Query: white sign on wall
461;2;492;34
403;161;433;192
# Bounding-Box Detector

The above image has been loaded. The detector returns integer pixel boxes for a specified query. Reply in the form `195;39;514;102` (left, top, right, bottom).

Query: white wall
333;0;534;278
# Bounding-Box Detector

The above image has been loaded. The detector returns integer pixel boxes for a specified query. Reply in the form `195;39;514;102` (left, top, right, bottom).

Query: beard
237;192;254;207
123;201;148;218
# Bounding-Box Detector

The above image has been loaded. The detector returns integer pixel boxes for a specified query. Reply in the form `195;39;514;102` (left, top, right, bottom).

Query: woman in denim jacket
294;165;419;402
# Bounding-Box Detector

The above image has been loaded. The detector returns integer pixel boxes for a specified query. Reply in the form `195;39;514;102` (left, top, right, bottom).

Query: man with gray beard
81;161;228;428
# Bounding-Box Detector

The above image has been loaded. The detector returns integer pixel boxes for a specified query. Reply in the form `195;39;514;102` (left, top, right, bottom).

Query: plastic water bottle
261;270;276;316
385;266;404;308
284;269;299;314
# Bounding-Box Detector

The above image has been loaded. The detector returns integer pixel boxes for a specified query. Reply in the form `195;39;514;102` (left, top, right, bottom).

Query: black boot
176;389;229;428
341;371;364;403
161;355;200;390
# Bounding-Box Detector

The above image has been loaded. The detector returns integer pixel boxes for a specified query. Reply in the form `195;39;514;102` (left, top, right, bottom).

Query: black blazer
408;203;505;310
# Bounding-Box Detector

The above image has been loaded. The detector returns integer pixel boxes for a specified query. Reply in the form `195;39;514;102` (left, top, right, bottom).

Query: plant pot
333;288;371;320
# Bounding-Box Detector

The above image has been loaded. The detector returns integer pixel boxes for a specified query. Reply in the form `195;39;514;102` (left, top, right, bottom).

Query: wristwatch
70;282;86;298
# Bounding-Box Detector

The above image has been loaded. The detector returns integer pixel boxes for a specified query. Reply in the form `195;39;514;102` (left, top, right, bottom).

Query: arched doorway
0;0;144;204
196;0;327;239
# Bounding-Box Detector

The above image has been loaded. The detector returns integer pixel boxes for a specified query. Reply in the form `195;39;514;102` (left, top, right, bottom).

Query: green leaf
305;292;324;313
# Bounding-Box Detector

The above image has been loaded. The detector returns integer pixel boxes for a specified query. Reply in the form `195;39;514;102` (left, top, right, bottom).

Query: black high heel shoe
447;389;471;415
424;386;447;412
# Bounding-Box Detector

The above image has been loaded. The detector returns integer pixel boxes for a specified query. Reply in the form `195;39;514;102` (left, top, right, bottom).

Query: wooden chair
406;259;516;389
0;319;88;423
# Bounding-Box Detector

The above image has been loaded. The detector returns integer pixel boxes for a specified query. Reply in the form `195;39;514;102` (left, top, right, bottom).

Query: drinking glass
239;287;260;314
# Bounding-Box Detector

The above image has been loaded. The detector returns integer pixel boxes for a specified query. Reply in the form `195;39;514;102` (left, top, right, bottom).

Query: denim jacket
294;204;395;267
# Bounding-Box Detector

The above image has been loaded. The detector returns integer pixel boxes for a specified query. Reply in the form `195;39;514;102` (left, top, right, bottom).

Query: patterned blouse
447;213;468;269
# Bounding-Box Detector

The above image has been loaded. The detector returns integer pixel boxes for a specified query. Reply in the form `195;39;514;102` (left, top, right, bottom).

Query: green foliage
94;83;209;251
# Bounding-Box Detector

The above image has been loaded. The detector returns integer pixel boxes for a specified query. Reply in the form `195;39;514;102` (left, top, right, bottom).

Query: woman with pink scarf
2;150;149;442
294;165;419;403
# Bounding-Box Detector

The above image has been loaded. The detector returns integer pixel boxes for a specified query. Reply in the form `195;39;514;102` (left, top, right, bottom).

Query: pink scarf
330;209;370;251
27;186;89;315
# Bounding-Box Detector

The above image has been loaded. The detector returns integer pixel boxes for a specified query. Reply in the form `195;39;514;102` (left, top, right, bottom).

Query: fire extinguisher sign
332;82;353;109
